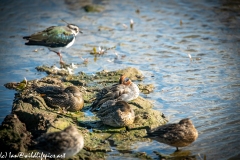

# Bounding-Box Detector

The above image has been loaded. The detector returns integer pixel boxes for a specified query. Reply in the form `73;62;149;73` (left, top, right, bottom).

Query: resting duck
35;125;84;157
97;100;135;127
145;118;198;151
35;85;84;112
91;75;139;111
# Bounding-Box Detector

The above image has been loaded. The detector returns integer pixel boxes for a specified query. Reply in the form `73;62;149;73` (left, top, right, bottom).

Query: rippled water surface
0;0;240;159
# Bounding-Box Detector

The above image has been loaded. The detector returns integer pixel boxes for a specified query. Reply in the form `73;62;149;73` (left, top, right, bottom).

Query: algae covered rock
1;67;167;159
129;97;167;129
96;67;143;81
0;114;32;153
83;4;104;12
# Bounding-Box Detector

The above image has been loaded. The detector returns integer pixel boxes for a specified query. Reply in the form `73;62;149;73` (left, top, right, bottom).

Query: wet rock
138;83;155;94
12;94;58;137
135;152;152;159
0;114;32;153
98;26;114;32
83;5;104;12
153;150;197;160
2;67;168;159
129;97;167;129
35;64;76;76
97;67;143;81
4;78;28;90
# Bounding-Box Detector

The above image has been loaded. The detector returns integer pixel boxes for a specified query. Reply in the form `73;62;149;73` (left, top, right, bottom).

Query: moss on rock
0;114;32;154
1;66;167;159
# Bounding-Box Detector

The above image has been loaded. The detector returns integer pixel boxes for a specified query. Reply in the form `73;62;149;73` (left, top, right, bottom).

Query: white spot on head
67;24;80;36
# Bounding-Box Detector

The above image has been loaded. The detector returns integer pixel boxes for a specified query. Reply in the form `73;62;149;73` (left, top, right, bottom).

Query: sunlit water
0;0;240;159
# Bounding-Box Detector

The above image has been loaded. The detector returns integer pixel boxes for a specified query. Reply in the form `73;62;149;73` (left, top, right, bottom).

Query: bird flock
24;23;198;158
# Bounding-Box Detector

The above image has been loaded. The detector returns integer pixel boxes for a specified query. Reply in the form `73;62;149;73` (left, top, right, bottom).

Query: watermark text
0;152;66;159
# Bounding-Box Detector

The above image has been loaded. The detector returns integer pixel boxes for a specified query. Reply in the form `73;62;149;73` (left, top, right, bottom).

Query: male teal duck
91;75;139;111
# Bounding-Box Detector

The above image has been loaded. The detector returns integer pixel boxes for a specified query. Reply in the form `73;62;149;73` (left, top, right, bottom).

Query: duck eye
124;78;129;82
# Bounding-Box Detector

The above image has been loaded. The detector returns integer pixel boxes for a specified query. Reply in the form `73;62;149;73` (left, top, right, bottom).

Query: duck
35;85;84;112
97;100;135;127
91;75;139;111
145;118;198;151
23;22;82;64
35;125;84;158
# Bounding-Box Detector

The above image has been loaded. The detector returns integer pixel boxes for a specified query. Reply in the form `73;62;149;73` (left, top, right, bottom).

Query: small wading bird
35;125;84;158
145;118;198;151
23;20;82;64
35;85;84;112
97;100;135;127
90;75;139;111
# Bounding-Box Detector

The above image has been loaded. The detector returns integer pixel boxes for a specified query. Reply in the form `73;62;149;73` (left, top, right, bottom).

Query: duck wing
91;84;129;111
35;86;64;95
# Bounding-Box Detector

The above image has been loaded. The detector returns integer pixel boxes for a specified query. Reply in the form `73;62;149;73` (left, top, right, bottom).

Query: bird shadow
78;119;130;134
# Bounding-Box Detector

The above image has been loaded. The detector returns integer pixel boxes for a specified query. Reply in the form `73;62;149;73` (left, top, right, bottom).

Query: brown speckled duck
145;118;198;151
35;125;84;158
35;85;84;112
97;100;135;127
91;75;139;111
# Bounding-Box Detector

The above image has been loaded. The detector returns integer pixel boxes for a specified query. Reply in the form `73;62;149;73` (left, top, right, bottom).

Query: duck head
119;75;132;85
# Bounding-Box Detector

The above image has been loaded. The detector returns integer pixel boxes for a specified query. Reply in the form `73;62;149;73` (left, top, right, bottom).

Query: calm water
0;0;240;159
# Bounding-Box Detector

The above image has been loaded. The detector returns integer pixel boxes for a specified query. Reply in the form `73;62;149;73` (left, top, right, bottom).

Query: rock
138;83;155;94
96;67;143;81
83;5;104;12
118;67;144;80
2;67;167;159
0;114;32;153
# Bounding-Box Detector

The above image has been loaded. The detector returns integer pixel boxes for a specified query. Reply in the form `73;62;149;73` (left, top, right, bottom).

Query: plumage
35;85;84;112
145;118;198;151
35;125;84;158
97;100;135;127
23;26;74;47
23;24;82;63
91;75;139;111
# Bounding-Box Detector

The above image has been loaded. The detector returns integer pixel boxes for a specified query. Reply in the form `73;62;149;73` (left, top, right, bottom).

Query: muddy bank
1;66;167;159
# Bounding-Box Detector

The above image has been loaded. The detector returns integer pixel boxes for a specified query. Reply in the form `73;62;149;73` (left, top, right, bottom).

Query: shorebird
23;22;82;64
35;85;84;112
145;118;198;151
90;75;139;111
35;125;84;157
97;100;135;127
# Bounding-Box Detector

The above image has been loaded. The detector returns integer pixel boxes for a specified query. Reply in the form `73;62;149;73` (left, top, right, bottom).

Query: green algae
83;5;104;12
138;83;155;94
153;150;197;160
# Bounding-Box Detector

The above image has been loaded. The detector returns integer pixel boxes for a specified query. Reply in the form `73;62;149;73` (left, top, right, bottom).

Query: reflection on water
0;0;240;159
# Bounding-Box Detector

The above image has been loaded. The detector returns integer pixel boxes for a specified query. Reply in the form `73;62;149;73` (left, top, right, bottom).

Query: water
0;0;240;159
